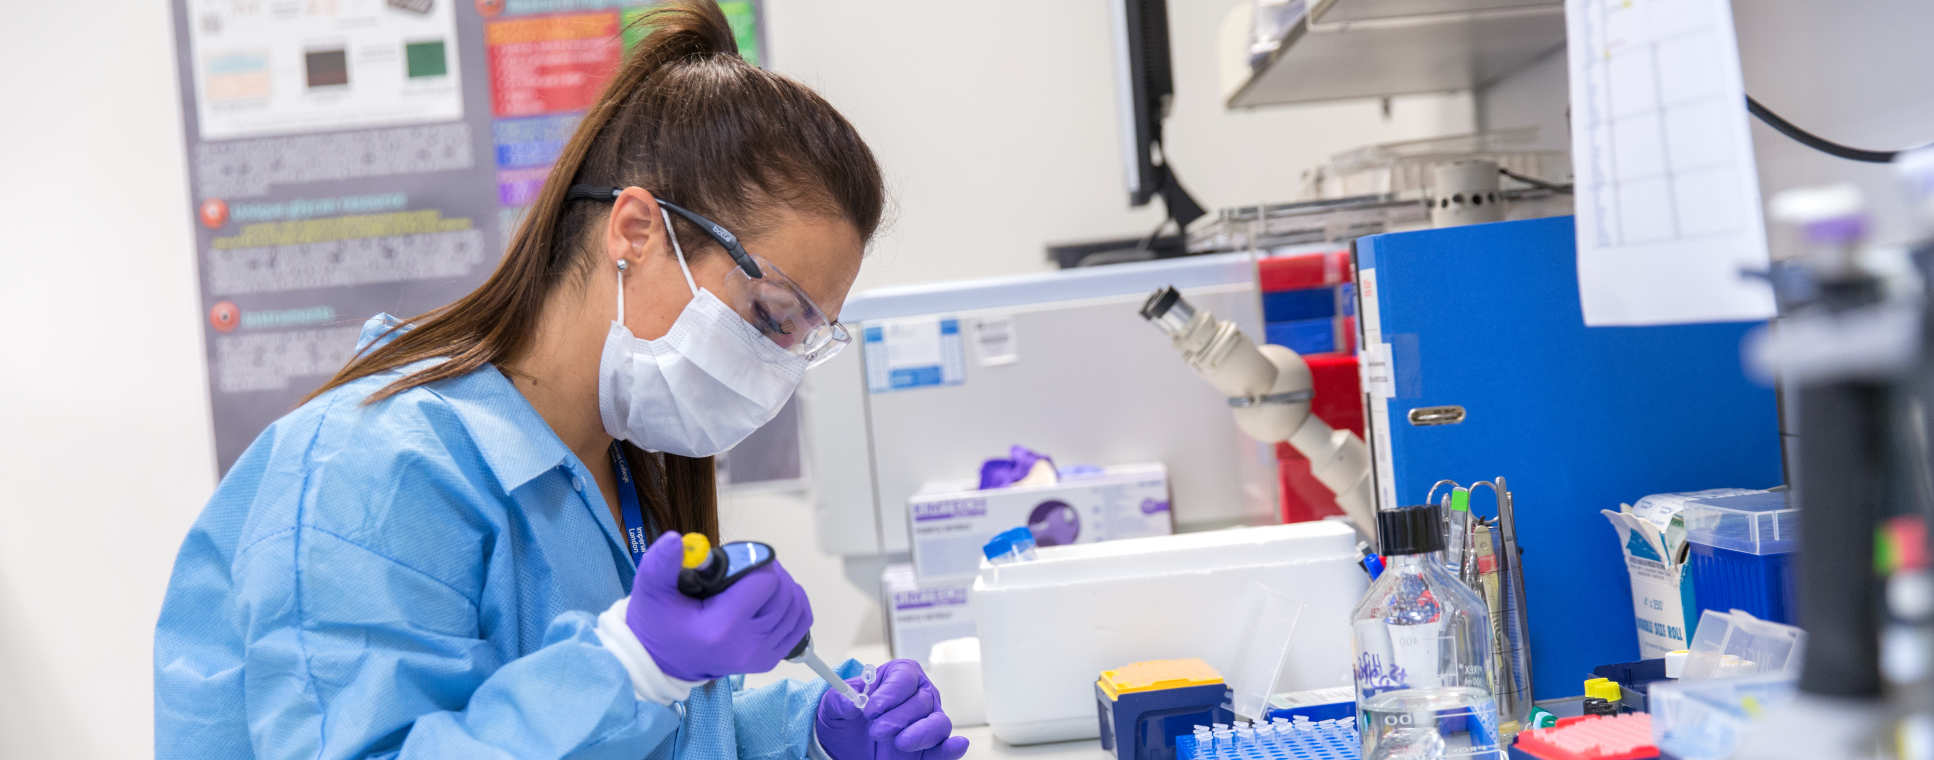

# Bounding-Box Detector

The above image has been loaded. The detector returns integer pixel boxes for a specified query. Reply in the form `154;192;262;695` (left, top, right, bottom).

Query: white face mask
597;209;808;457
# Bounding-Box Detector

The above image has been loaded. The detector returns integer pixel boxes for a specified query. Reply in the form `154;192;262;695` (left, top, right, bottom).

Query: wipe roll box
906;463;1172;582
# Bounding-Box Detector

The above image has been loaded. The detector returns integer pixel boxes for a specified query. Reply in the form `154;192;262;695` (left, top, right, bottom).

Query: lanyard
609;443;651;566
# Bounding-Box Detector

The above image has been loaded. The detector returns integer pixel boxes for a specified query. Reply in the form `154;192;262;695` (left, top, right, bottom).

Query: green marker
1446;486;1472;576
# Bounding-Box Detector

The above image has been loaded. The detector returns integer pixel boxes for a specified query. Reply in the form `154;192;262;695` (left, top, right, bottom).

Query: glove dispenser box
971;521;1366;745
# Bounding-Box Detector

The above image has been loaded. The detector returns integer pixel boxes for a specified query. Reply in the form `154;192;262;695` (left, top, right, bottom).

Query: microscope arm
1140;286;1376;537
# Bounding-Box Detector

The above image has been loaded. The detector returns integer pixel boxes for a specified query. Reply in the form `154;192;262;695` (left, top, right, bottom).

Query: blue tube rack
1174;717;1360;760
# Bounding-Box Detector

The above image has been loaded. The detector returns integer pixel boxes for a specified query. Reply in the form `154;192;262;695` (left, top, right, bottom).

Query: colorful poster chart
172;0;765;472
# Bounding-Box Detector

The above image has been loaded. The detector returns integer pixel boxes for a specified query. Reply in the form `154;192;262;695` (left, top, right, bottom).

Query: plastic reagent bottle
1351;504;1500;759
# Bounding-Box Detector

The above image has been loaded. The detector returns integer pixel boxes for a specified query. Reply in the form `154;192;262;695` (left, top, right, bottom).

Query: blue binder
1354;216;1782;700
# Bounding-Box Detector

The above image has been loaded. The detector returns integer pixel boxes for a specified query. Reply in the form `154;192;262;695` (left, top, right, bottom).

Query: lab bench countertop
954;726;1103;759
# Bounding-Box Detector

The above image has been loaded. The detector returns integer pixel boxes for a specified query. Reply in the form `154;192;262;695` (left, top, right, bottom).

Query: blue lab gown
154;315;836;760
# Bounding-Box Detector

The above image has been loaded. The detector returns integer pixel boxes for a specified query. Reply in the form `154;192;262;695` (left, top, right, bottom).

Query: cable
1745;94;1930;164
1136;216;1172;255
1497;167;1573;193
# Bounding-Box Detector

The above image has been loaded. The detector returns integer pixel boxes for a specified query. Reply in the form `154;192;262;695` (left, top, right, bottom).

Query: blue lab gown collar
353;314;583;496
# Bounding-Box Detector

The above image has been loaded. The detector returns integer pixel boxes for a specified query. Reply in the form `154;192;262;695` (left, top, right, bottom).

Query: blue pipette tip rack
1175;716;1360;760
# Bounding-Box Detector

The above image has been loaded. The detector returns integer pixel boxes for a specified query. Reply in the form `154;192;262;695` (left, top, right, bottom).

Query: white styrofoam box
908;463;1172;582
973;521;1367;745
881;564;976;669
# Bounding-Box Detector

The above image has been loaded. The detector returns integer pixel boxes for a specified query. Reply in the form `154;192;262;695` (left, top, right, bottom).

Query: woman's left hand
815;659;970;760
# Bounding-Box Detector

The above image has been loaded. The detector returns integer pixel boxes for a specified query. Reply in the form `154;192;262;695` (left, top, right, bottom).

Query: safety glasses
566;185;852;367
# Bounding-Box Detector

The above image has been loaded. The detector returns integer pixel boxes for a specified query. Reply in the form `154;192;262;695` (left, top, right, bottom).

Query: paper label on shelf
1566;0;1775;325
970;316;1020;367
864;317;966;393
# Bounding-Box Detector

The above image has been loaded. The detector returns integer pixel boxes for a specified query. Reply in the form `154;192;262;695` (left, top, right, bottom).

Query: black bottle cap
1377;505;1445;556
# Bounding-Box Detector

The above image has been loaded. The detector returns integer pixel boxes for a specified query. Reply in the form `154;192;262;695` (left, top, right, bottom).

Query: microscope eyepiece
1141;286;1195;337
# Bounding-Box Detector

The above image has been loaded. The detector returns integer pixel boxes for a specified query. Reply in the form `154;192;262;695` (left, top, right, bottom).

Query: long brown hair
304;0;884;540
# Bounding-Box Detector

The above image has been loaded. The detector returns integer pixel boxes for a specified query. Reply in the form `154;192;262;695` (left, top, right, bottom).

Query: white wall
1732;0;1934;253
1474;47;1569;154
0;1;214;758
0;1;1470;757
768;1;1472;291
1475;2;1934;254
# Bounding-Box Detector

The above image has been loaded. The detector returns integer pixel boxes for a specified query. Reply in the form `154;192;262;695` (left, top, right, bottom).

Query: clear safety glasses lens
720;255;851;368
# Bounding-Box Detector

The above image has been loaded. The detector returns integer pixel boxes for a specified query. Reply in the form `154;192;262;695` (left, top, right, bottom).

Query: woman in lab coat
153;3;967;758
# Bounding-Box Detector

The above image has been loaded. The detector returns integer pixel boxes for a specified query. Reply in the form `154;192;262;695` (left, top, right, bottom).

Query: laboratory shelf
1186;187;1564;253
1227;0;1566;109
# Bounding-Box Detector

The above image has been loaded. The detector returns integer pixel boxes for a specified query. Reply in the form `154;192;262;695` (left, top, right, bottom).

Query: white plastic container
971;521;1367;745
926;637;986;728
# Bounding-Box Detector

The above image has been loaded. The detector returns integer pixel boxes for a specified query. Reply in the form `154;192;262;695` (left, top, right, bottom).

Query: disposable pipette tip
800;648;867;708
837;680;867;709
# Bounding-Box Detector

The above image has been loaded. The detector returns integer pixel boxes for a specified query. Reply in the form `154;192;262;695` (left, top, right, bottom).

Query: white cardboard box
1603;507;1694;657
880;563;976;669
906;463;1172;582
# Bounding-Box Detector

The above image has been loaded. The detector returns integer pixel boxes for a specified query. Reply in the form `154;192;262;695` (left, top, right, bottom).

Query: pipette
675;534;868;708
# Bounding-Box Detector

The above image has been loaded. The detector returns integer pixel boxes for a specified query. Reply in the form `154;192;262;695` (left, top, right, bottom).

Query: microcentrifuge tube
861;663;877;686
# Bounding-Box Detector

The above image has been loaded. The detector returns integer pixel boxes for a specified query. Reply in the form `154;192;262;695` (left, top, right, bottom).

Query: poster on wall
170;0;772;474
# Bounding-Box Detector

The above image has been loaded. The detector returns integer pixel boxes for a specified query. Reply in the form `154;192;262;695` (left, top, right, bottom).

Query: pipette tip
797;646;868;709
842;682;868;709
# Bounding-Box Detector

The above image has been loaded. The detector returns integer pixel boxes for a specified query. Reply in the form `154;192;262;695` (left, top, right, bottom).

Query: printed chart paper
187;0;466;140
171;0;764;472
1566;0;1775;326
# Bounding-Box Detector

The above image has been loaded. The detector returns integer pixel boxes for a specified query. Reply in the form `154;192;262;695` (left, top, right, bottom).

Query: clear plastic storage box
1683;491;1798;625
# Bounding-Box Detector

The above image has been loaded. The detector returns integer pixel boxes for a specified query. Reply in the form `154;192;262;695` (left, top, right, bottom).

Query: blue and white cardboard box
1602;489;1756;657
1605;506;1694;658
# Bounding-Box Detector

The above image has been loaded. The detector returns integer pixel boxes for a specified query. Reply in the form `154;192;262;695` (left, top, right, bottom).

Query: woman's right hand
625;531;812;682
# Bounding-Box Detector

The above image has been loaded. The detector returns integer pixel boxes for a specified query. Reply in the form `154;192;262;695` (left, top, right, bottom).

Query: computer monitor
1108;0;1205;229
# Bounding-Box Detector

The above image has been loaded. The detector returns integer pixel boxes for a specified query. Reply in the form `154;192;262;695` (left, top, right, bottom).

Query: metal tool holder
1428;477;1534;731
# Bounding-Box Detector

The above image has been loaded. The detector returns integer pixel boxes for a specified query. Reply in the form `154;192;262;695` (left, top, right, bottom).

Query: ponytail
300;0;882;539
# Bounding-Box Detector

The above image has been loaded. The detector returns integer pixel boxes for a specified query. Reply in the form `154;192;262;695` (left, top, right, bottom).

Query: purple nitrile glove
978;445;1055;489
816;659;970;760
626;531;812;682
